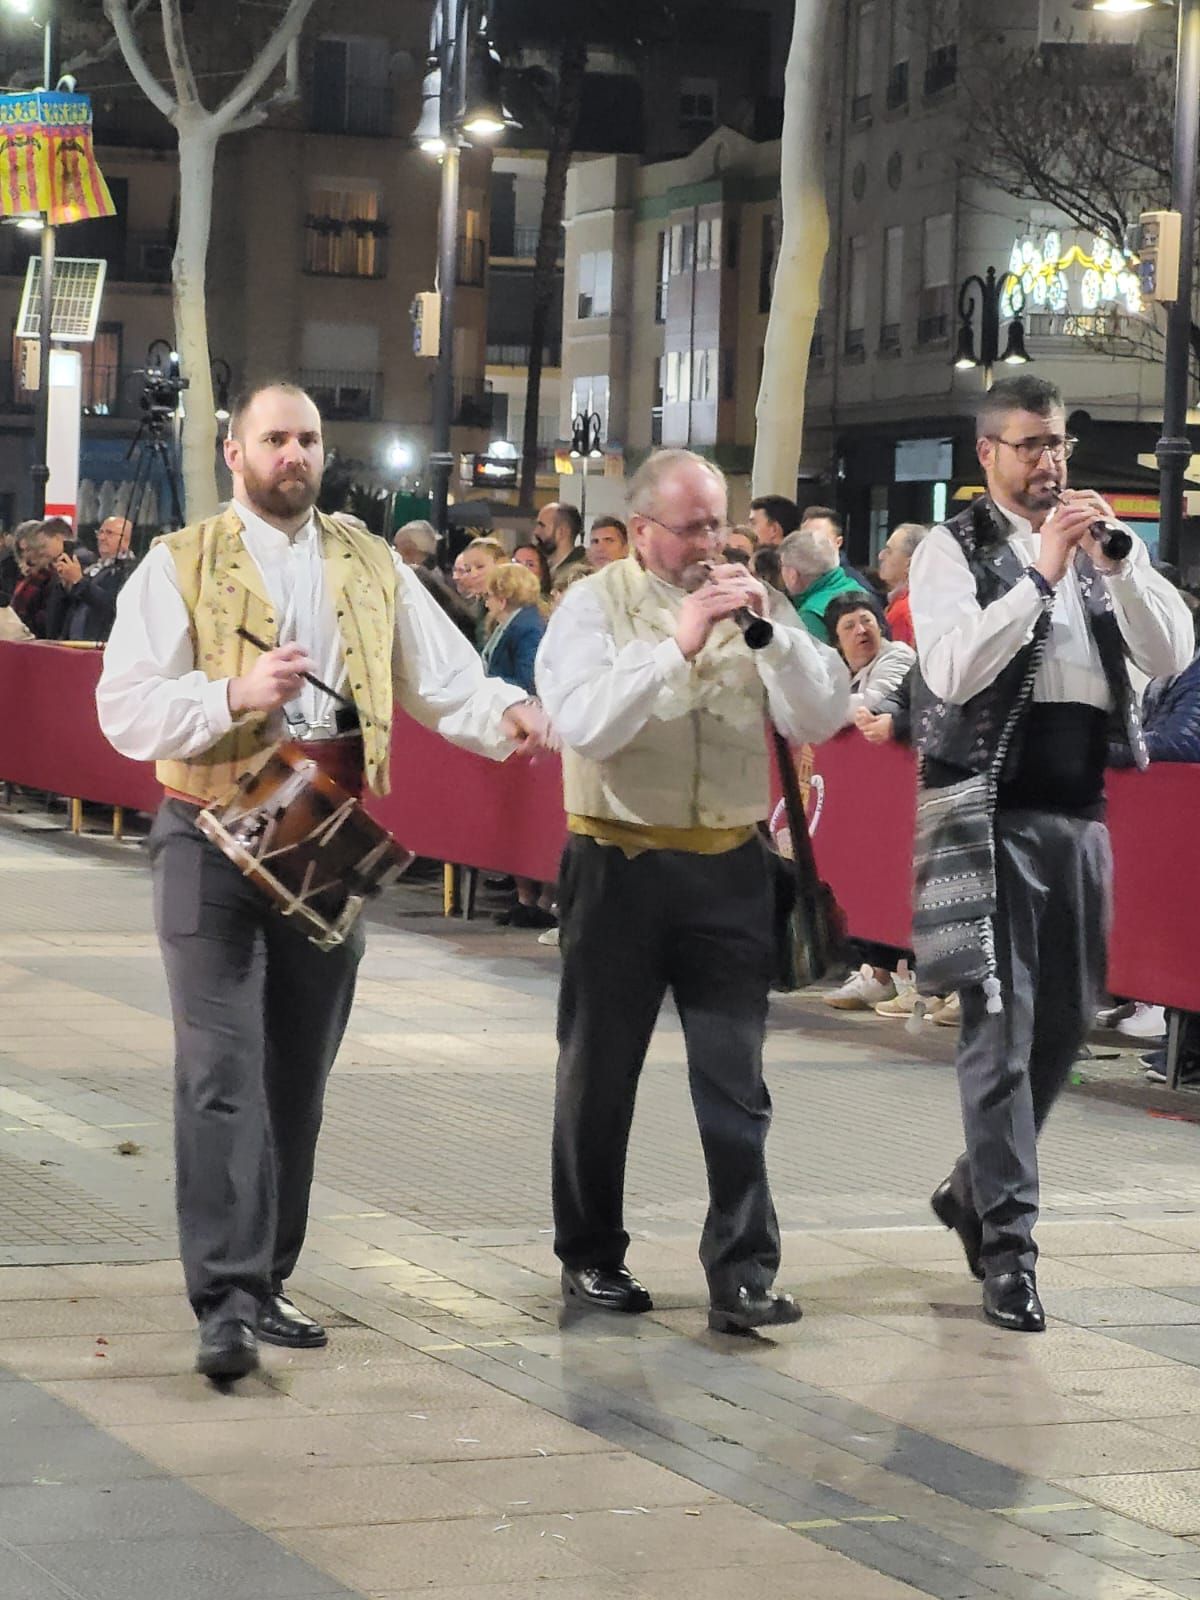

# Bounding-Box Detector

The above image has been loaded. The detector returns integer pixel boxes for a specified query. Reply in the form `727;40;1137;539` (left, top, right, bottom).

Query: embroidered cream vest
156;508;397;801
561;556;771;828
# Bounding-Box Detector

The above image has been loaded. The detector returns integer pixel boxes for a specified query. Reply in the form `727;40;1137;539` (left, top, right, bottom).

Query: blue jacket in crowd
1140;648;1200;764
483;604;545;696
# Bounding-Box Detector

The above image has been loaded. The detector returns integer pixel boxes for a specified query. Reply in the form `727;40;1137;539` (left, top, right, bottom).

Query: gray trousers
149;800;363;1325
947;810;1111;1277
552;835;781;1304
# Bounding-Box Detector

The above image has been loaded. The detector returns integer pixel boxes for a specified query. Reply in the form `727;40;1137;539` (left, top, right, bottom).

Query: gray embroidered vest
913;495;1147;776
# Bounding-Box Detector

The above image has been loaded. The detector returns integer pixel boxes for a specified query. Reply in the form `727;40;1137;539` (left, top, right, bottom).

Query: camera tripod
126;411;185;560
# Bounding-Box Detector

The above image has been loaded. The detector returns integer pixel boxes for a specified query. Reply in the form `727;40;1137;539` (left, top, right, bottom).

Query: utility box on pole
46;347;82;527
411;291;441;357
1131;211;1183;303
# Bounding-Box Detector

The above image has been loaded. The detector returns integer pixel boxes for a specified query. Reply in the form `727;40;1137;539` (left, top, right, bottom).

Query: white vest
561;557;772;828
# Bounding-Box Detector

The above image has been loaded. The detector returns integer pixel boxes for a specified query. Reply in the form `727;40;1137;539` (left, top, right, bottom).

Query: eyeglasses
641;514;731;541
988;434;1077;465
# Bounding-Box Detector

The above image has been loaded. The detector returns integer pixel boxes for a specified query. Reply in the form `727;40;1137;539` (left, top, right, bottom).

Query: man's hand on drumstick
501;697;556;754
228;642;313;716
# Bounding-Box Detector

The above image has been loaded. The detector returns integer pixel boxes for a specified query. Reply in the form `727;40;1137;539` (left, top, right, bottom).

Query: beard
242;459;321;520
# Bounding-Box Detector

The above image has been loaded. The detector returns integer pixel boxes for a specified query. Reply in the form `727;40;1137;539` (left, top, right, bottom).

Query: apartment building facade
0;0;491;528
559;0;1183;558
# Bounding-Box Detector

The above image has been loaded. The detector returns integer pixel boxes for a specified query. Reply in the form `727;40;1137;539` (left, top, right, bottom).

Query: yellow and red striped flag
0;92;116;226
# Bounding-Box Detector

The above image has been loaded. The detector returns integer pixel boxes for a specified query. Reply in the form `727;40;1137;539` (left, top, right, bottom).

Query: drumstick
235;625;355;710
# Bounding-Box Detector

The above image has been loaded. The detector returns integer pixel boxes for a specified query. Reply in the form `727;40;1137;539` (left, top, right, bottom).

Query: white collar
232;498;317;547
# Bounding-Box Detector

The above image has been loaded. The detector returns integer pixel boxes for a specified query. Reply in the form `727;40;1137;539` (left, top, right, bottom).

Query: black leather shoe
561;1264;653;1314
930;1178;984;1281
982;1270;1045;1333
708;1288;803;1335
257;1293;328;1348
196;1318;259;1380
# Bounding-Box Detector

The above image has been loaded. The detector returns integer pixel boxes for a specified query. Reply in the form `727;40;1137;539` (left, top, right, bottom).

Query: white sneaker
825;963;896;1010
1116;1003;1167;1041
1095;1000;1134;1030
874;961;920;1017
537;925;560;947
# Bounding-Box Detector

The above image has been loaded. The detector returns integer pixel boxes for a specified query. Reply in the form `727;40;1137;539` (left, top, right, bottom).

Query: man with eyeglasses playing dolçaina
536;447;849;1333
911;375;1191;1334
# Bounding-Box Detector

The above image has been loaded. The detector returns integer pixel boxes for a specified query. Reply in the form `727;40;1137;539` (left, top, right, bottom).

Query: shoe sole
256;1326;328;1349
707;1304;804;1335
196;1347;260;1380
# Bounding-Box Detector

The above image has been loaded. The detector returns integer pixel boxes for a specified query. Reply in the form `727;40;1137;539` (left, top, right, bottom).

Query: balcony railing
299;369;382;420
457;237;487;287
2;361;143;417
917;313;949;345
485;342;561;368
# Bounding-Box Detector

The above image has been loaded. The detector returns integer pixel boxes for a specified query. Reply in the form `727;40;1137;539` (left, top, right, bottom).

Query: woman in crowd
452;536;508;648
513;541;552;599
481;562;555;929
481;562;546;695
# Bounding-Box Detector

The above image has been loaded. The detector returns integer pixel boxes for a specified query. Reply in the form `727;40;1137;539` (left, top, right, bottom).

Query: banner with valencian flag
0;92;116;226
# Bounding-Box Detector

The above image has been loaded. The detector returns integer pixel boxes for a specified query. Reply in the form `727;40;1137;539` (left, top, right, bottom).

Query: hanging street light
954;266;1031;387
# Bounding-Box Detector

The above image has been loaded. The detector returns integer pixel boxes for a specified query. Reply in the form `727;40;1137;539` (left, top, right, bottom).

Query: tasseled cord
980;917;1003;1015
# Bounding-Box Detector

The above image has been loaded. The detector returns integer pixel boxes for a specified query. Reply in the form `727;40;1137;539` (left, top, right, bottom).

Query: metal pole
31;9;56;519
429;0;466;545
1157;0;1200;569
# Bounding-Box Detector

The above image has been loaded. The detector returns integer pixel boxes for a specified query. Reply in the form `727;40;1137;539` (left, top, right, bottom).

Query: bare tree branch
160;0;200;109
102;0;176;119
60;0;154;78
212;0;315;129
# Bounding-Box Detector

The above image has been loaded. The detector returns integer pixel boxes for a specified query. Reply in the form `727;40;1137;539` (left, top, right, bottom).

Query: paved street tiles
3;817;1200;1595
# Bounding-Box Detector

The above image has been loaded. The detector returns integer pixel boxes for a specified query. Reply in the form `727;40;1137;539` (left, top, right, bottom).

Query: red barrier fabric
0;641;160;811
782;731;1200;1012
2;640;1195;1008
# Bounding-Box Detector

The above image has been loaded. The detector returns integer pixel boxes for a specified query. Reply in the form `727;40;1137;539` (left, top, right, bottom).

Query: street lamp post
1080;0;1199;566
6;0;58;517
954;266;1030;388
1157;0;1200;568
420;0;515;546
569;410;603;523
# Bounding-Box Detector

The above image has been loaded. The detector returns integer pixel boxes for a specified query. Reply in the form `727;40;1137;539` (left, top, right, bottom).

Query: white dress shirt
910;503;1193;708
535;574;850;761
97;503;525;763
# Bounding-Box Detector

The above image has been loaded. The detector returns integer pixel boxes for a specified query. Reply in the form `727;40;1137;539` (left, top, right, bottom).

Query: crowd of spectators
0;515;135;643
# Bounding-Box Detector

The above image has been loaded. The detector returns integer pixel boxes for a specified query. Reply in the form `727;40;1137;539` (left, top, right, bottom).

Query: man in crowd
98;381;547;1383
586;515;628;570
534;501;588;579
537;446;848;1334
778;526;876;643
912;374;1191;1333
748;494;799;548
0;527;21;603
393;518;439;568
877;522;924;646
53;516;136;642
725;526;756;560
799;505;879;601
11;520;68;638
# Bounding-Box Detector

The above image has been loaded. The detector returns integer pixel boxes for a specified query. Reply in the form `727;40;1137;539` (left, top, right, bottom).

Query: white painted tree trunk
752;0;832;498
174;124;218;521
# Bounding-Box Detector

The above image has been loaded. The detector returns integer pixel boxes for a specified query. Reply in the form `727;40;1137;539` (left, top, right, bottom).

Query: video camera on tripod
138;344;189;431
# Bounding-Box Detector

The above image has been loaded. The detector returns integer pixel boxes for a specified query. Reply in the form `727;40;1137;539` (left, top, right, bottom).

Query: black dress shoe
930;1178;984;1281
982;1270;1045;1333
708;1288;803;1335
257;1292;328;1349
196;1318;259;1380
561;1264;653;1314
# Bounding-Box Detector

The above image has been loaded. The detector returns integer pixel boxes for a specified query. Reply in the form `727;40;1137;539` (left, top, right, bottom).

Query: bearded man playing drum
98;383;547;1382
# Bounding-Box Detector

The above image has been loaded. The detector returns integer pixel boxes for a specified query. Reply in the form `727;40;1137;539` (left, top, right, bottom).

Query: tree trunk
173;122;219;520
518;38;587;512
752;0;832;498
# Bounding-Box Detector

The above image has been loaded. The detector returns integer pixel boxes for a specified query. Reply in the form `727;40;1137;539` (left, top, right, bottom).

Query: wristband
1025;565;1056;603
